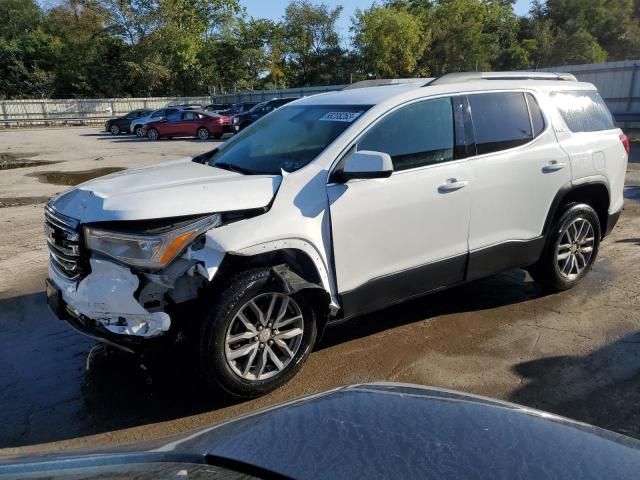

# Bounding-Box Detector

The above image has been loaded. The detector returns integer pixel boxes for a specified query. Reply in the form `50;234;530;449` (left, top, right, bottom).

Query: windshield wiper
212;162;255;175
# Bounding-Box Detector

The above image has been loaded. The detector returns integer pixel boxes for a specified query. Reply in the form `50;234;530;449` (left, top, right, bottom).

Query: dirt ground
1;127;640;456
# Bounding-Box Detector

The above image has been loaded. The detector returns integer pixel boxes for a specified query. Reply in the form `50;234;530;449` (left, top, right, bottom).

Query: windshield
209;104;370;174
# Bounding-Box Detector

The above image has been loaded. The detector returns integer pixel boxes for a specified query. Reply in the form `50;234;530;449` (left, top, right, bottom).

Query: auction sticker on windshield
319;111;363;122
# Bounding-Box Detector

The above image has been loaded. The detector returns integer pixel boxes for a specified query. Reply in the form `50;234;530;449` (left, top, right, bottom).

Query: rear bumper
604;206;622;238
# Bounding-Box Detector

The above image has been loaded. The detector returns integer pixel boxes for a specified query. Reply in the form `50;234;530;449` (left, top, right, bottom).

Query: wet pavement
0;152;57;170
28;167;126;186
1;132;640;455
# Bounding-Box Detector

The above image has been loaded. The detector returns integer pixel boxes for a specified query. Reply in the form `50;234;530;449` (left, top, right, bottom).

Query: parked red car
143;110;233;141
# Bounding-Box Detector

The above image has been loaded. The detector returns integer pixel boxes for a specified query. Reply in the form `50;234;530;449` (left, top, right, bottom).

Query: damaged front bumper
47;257;173;348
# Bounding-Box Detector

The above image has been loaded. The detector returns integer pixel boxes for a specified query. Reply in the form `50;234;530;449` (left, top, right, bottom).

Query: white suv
45;72;629;397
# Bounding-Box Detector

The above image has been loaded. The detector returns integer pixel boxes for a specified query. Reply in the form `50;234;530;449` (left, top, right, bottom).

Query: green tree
352;5;429;78
283;0;343;85
428;0;494;74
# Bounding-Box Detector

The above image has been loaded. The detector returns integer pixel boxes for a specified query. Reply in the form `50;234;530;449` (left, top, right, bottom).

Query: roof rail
343;78;430;90
425;71;577;86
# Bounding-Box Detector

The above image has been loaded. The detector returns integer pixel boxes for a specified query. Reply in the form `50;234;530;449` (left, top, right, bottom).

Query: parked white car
45;72;629;397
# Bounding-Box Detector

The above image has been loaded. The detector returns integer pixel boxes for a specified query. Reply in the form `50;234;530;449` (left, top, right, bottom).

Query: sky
242;0;534;41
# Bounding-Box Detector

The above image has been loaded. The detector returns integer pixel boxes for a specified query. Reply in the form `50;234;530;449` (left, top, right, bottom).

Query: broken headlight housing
84;214;221;270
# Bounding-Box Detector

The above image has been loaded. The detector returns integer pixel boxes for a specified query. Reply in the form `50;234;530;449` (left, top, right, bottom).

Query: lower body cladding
47;255;209;350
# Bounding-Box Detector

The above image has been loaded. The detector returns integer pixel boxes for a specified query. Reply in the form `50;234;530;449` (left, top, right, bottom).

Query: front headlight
233;116;239;124
84;214;221;270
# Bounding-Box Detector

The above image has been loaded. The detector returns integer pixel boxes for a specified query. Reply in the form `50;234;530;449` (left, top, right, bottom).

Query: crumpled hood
51;158;281;223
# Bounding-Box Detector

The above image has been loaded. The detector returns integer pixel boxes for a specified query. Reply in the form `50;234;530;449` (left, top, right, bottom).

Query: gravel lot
1;127;640;455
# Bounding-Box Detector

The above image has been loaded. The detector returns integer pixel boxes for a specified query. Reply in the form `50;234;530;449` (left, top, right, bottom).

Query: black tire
529;203;601;292
197;127;210;140
199;268;317;399
147;128;160;141
134;125;144;137
109;124;120;135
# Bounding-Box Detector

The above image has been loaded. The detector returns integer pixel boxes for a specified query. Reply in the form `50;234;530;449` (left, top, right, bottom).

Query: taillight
620;133;631;156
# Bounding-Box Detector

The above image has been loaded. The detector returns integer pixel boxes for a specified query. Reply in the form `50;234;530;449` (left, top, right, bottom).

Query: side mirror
334;150;394;182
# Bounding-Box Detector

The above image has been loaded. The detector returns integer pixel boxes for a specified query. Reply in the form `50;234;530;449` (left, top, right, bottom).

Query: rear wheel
197;127;210;140
529;203;600;291
199;268;317;398
109;124;120;135
147;128;160;141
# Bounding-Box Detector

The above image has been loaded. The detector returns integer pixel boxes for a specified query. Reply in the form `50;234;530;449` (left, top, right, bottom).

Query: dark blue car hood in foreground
2;383;640;479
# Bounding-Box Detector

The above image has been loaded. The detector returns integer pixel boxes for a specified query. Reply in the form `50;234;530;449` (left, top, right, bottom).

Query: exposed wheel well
548;183;610;239
213;249;322;287
207;249;330;336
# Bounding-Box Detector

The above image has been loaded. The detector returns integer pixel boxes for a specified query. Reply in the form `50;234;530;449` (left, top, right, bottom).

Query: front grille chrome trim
45;205;85;280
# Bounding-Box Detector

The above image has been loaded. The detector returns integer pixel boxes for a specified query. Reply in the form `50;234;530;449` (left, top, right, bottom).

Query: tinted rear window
468;92;533;155
551;90;615;132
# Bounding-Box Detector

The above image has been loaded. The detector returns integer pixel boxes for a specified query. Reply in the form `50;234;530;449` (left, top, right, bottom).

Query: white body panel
467;92;571;250
554;129;627;214
51;159;281;222
328;161;471;293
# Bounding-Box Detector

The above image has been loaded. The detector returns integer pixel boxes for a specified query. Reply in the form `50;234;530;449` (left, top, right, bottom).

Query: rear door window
183;112;198;120
468;92;533;155
551;90;615;132
358;97;454;171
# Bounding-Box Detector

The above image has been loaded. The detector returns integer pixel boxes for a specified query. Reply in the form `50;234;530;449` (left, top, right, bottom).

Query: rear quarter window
468;92;533;155
551;90;615;133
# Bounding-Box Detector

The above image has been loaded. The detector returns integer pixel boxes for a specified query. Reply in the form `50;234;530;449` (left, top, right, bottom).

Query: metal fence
0;96;211;127
2;60;639;128
210;85;345;105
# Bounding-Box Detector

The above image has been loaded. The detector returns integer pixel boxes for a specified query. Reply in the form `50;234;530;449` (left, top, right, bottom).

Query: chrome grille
45;205;86;280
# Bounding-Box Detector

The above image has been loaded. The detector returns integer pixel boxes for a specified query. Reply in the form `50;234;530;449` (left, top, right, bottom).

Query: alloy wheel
224;293;304;381
556;217;595;279
197;128;209;140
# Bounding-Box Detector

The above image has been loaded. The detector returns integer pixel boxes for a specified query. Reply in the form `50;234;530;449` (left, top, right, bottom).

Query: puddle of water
29;167;125;186
0;196;51;208
0;152;56;170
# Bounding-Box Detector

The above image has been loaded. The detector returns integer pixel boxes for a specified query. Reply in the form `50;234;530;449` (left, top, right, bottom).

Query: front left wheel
109;124;120;135
199;268;317;398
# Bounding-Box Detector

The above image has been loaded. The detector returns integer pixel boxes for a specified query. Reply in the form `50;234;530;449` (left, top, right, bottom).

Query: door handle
438;178;468;193
542;160;567;173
